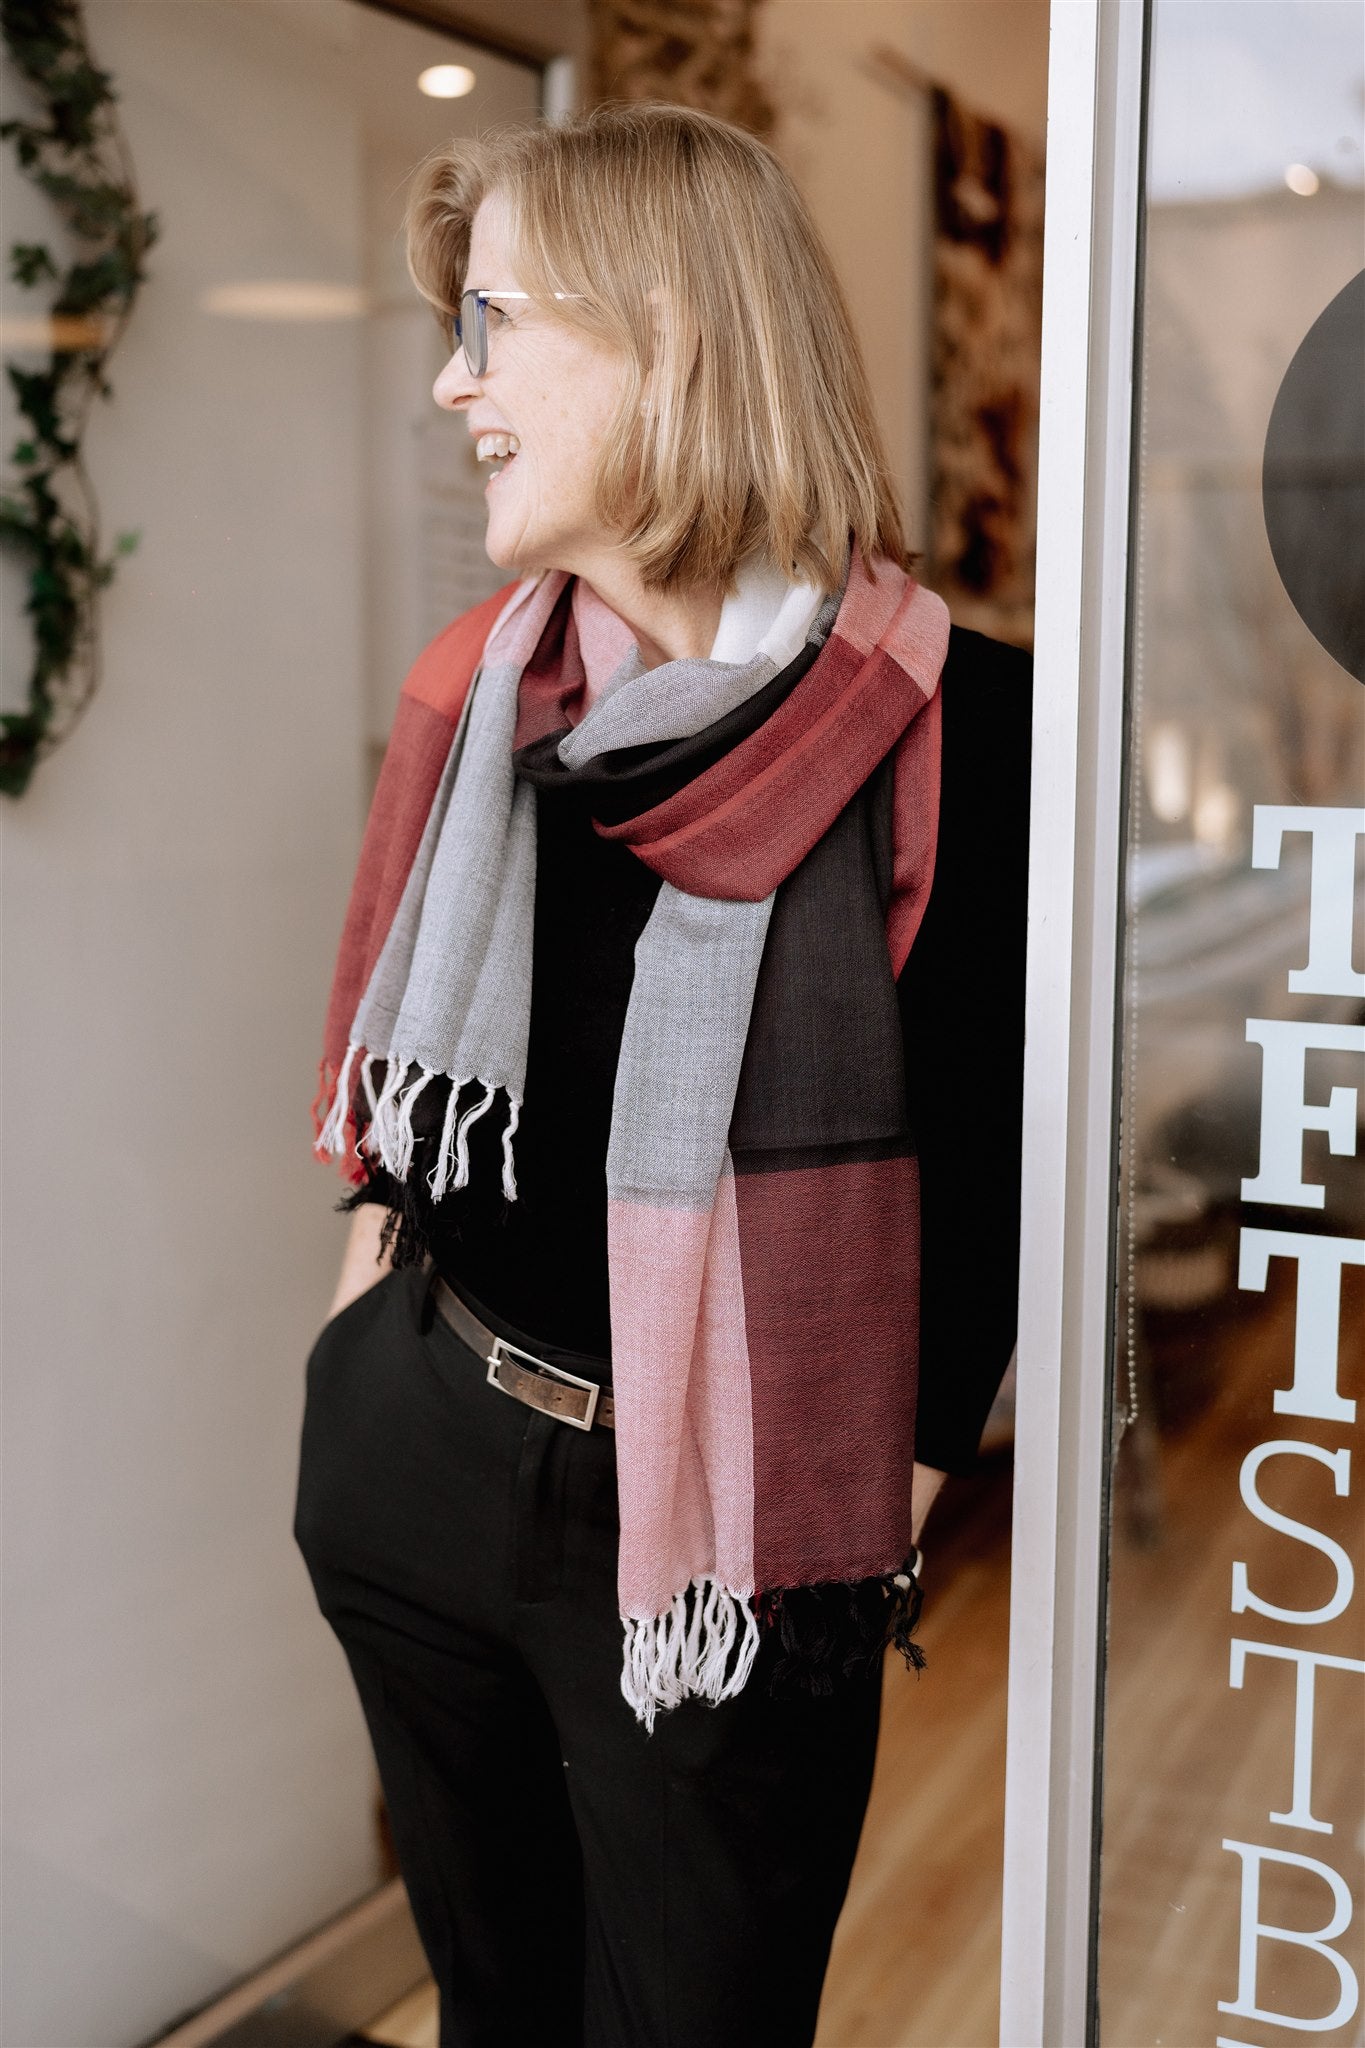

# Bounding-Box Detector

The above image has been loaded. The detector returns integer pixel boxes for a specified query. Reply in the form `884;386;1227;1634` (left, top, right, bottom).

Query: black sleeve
898;625;1031;1476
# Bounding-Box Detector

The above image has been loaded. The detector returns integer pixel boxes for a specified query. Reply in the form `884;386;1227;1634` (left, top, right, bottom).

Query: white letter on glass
1229;1640;1365;1834
1241;1020;1363;1209
1219;1839;1358;2031
1238;1227;1364;1423
1232;1442;1353;1626
1252;805;1365;999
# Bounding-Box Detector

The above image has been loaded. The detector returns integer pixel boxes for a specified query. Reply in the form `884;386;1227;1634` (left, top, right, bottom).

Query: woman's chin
483;530;526;574
483;527;557;581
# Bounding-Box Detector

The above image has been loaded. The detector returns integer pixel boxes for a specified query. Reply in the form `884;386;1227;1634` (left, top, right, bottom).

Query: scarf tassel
428;1076;468;1200
619;1577;761;1732
753;1548;927;1698
364;1055;411;1168
420;1077;521;1203
314;1042;359;1158
452;1079;497;1190
501;1095;521;1202
325;1062;521;1201
886;1546;928;1674
391;1067;436;1179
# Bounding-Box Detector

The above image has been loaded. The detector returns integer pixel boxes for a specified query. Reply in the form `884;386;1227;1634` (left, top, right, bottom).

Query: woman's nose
433;350;478;410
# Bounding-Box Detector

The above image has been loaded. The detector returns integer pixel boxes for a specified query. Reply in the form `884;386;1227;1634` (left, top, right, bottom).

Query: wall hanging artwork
588;0;775;137
0;0;156;796
926;82;1043;650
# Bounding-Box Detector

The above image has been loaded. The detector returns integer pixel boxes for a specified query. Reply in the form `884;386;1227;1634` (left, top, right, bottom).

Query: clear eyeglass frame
453;288;585;377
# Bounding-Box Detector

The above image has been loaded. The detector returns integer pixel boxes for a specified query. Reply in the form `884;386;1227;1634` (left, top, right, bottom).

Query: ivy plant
0;0;156;795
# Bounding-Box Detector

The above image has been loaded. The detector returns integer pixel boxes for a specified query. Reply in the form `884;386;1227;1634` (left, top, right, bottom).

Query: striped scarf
315;541;949;1726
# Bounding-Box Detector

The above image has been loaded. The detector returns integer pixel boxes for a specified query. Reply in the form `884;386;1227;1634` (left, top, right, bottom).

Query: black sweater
353;624;1030;1476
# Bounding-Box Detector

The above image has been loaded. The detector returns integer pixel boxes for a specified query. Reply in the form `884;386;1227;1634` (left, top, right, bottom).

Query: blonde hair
405;102;912;594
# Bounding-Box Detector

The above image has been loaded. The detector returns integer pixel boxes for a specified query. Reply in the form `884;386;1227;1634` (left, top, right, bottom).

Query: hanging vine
0;0;157;796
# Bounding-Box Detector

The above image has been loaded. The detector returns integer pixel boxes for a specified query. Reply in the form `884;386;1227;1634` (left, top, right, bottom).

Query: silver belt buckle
486;1336;600;1431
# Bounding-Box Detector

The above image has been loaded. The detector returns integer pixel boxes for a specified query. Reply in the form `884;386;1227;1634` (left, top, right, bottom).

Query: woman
295;102;1029;2048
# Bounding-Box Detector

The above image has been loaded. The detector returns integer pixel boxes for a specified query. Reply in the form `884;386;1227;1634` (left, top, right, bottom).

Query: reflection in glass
1098;2;1364;2041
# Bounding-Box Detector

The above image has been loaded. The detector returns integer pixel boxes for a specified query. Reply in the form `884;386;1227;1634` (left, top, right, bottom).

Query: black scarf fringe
754;1554;926;1697
338;1117;441;1275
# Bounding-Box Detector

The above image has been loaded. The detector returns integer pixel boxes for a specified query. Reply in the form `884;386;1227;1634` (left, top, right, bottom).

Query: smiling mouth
476;431;521;481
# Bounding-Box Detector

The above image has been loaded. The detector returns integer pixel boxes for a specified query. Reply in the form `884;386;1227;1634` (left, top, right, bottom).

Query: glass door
1097;4;1363;2042
1000;2;1362;2039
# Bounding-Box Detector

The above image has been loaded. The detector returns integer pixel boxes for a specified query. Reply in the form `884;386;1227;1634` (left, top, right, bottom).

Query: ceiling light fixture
1284;163;1320;196
418;63;475;99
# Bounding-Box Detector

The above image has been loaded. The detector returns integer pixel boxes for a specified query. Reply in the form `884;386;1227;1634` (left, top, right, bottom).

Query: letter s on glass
1231;1441;1353;1627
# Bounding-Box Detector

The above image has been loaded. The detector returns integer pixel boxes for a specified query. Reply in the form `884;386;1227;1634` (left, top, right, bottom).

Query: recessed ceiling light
1284;163;1320;196
200;282;370;321
419;63;475;99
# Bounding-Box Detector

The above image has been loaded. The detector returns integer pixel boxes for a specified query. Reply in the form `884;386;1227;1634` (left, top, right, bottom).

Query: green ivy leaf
8;241;59;287
0;510;42;556
1;0;154;794
57;250;131;313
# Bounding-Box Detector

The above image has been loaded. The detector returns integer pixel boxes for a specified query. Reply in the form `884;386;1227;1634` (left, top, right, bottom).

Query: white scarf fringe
428;1074;468;1198
314;1042;358;1157
391;1066;435;1178
452;1079;497;1189
619;1577;760;1732
316;1053;522;1201
501;1096;521;1201
363;1054;409;1164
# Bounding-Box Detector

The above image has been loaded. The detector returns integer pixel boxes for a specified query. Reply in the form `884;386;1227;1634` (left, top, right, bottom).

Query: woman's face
433;193;635;579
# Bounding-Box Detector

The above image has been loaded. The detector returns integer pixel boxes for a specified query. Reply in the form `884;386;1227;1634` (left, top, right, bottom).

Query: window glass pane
1098;3;1364;2040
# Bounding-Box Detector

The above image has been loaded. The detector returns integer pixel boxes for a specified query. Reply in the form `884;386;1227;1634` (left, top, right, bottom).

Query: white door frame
998;2;1148;2040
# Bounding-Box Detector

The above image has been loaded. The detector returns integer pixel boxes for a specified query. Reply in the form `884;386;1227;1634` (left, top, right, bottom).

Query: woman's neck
574;557;726;668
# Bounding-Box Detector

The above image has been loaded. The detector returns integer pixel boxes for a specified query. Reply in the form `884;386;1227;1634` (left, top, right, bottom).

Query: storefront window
1097;2;1364;2040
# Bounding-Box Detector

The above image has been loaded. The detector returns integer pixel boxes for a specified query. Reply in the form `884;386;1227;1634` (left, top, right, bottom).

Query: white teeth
475;432;521;464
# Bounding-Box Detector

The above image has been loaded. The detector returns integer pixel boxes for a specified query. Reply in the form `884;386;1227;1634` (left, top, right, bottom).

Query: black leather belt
432;1277;615;1432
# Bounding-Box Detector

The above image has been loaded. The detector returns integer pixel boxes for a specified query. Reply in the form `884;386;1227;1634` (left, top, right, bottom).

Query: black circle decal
1261;267;1364;683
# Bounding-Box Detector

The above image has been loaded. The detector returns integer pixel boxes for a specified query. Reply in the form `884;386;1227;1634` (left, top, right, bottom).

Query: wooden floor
1097;1265;1365;2047
360;1267;1363;2048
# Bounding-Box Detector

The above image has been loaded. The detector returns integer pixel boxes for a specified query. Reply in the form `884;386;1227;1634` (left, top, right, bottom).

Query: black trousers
294;1265;883;2048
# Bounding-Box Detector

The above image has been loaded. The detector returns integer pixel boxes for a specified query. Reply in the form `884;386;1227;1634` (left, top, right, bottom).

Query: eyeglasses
453;288;584;378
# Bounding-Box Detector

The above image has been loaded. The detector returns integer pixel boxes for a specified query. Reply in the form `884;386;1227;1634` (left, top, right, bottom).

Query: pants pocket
295;1268;405;1573
304;1266;402;1382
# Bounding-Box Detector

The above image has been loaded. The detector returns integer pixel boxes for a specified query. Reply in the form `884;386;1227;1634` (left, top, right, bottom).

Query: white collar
708;555;827;668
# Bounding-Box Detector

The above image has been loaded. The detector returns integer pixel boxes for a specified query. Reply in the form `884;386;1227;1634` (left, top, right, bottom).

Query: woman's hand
327;1205;394;1320
910;1462;947;1548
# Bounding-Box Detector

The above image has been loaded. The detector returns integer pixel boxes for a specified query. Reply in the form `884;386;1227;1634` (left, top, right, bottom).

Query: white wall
0;6;529;2043
758;0;1050;547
